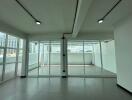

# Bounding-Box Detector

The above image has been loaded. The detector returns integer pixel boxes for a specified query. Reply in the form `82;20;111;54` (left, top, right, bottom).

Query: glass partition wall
67;41;94;76
28;41;61;77
0;32;24;82
28;40;116;77
67;40;116;77
68;41;84;75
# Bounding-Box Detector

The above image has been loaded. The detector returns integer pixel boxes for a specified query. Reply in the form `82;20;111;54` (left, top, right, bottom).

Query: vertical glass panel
50;41;61;76
68;41;84;76
39;42;50;76
0;32;6;81
4;49;16;80
7;35;17;48
0;49;4;81
28;42;38;76
0;32;6;47
84;42;94;75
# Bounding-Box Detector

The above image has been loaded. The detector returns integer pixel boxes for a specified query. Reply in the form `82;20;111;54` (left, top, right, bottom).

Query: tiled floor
0;78;132;100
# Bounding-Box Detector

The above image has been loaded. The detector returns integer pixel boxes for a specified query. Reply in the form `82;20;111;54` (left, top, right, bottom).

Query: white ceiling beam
72;0;93;38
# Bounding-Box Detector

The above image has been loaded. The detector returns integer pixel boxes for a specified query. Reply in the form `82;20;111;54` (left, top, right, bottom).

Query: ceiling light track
15;0;41;24
72;0;79;33
98;0;122;24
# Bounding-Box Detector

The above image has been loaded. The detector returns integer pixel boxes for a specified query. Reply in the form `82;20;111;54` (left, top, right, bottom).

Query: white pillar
99;41;103;70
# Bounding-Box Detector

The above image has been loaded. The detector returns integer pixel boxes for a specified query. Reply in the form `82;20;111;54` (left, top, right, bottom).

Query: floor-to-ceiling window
28;40;116;77
68;41;84;75
67;40;116;77
28;41;61;77
50;41;61;75
0;32;24;82
4;35;17;80
0;32;6;82
39;41;50;76
28;42;39;76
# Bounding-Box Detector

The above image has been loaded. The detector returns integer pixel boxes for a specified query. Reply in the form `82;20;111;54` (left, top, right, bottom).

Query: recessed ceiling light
35;20;41;25
98;19;104;24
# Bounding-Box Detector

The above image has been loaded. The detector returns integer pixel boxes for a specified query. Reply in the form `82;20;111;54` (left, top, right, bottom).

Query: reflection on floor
0;78;132;100
28;65;116;77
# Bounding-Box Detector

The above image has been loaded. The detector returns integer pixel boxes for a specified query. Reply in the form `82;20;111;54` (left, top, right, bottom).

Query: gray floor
0;77;132;100
28;65;116;77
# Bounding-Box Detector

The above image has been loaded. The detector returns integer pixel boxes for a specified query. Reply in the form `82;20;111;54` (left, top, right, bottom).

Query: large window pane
28;42;39;76
68;41;84;75
4;49;16;80
0;32;6;47
7;35;17;48
19;39;23;49
50;41;61;76
39;42;50;76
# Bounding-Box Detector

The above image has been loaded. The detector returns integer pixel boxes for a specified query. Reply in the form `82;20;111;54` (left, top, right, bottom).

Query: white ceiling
0;0;77;34
80;0;132;33
0;0;132;36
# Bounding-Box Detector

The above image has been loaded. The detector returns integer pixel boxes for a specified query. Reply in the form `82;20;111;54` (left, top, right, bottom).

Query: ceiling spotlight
98;19;104;24
35;20;41;25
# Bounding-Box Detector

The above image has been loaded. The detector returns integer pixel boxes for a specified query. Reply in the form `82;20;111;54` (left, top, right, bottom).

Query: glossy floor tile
0;77;132;100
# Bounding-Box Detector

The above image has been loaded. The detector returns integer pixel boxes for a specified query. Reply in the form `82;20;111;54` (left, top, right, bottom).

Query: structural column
61;36;68;78
21;38;29;78
99;41;103;70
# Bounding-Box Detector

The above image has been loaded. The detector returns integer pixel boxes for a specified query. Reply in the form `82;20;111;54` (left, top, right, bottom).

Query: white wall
114;15;132;92
101;40;116;73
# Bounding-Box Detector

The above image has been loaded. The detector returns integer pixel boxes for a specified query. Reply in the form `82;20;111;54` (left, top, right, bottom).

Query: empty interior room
0;0;132;100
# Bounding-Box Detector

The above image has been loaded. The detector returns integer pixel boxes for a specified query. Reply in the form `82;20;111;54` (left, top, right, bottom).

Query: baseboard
117;84;132;95
21;76;27;78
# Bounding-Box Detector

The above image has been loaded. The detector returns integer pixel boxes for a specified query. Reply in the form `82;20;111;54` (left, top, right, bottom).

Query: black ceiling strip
15;0;38;21
72;0;79;34
102;0;123;20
